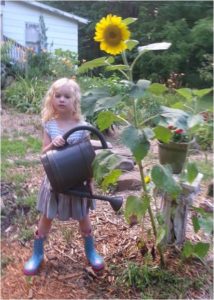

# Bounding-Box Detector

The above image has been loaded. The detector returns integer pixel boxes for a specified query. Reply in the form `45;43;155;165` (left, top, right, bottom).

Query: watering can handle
62;125;108;149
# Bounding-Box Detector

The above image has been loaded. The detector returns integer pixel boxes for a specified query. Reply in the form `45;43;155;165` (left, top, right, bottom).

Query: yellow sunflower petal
94;14;131;55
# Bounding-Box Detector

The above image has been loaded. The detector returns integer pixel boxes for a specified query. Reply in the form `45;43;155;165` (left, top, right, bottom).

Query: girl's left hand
52;135;65;147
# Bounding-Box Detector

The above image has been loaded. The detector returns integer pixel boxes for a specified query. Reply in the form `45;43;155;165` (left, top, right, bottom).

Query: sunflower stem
138;161;165;267
139;113;160;126
116;115;130;125
130;50;148;74
122;51;133;82
133;99;138;128
118;69;130;80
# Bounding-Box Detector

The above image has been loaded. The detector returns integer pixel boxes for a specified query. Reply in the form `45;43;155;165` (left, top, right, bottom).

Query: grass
1;136;41;182
19;227;34;242
1;135;41;230
1;136;42;158
117;262;210;299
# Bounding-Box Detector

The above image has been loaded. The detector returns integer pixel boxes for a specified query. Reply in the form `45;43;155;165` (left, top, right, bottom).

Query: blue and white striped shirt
44;119;89;145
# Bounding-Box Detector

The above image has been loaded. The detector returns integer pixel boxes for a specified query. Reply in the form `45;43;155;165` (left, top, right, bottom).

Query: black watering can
41;125;123;212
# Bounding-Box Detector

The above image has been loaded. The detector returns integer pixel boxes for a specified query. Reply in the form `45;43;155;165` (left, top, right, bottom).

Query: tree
43;1;213;87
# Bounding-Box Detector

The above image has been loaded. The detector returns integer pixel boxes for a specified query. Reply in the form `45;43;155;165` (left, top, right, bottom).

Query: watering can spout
65;189;123;212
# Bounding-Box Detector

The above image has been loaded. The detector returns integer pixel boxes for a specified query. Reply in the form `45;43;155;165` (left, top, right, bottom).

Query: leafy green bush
195;120;213;151
26;48;53;78
26;48;79;79
78;74;128;95
50;48;79;78
4;77;51;113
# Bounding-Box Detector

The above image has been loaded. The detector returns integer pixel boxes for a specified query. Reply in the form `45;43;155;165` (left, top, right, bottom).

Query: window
25;23;40;52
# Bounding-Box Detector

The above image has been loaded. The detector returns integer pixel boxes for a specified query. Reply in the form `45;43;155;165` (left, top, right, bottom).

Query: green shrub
26;48;53;78
4;76;51;113
50;48;79;78
195;120;213;151
78;74;128;95
25;48;79;79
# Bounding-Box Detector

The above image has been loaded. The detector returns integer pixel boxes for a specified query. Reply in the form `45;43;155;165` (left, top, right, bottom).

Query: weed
117;262;208;299
18;194;37;209
1;255;13;275
19;227;34;242
61;227;74;244
16;194;39;224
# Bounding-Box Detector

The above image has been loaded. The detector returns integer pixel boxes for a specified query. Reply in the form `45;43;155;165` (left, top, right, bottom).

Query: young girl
23;78;104;275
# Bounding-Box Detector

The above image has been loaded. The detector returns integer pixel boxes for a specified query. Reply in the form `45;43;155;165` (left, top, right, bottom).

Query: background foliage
44;0;213;88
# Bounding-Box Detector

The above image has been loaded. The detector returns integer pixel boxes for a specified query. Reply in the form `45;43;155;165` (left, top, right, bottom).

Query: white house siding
3;1;78;53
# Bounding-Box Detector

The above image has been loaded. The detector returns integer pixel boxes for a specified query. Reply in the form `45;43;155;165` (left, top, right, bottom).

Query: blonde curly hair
41;78;82;122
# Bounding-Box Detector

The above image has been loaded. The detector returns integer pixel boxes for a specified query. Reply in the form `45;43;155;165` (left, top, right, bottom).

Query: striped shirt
43;119;89;144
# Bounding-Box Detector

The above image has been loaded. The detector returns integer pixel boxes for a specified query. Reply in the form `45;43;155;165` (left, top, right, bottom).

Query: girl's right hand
52;135;65;147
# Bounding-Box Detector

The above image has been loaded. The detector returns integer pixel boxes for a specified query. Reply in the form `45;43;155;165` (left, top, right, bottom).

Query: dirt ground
1;107;213;299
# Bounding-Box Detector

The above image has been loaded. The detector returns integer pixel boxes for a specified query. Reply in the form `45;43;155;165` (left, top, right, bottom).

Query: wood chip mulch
1;107;213;299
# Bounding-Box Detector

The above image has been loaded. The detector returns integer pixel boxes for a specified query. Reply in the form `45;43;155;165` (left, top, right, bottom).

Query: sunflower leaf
154;126;173;143
151;164;182;198
148;83;168;95
96;111;119;131
138;42;171;52
105;65;129;71
192;88;213;98
123;17;138;25
78;57;111;73
101;169;122;191
126;39;139;51
186;162;198;183
124;194;150;224
121;126;150;162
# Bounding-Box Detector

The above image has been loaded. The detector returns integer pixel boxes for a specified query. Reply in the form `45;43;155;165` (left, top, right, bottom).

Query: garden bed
1;107;213;299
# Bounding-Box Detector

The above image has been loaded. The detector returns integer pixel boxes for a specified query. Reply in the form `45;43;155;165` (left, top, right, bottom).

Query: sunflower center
104;25;122;46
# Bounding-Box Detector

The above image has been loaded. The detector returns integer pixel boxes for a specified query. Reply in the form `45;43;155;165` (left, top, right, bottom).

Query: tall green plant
79;15;212;266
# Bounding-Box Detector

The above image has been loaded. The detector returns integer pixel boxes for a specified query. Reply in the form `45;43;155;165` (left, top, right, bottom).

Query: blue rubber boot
23;232;45;276
84;235;104;271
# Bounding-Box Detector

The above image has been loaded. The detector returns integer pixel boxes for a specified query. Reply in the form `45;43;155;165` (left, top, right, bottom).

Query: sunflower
94;14;131;55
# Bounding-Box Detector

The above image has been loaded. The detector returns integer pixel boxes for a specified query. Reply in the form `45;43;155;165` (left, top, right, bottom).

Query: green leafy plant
4;76;51;113
118;262;209;299
50;48;79;78
80;15;212;266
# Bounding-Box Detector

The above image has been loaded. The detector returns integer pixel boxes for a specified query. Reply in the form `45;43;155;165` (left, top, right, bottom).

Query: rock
95;149;134;171
116;171;142;191
112;147;133;158
115;158;134;171
91;139;112;150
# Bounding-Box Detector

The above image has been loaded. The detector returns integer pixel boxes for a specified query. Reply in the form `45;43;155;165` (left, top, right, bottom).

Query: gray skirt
36;176;96;221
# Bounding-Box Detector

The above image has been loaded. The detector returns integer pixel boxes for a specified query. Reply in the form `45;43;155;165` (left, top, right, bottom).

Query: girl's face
52;85;74;114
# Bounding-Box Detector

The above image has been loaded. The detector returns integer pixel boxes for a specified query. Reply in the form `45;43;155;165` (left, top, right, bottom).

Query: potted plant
154;106;204;174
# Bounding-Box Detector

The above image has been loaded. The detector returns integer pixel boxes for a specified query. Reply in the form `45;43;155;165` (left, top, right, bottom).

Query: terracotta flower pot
158;141;190;174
